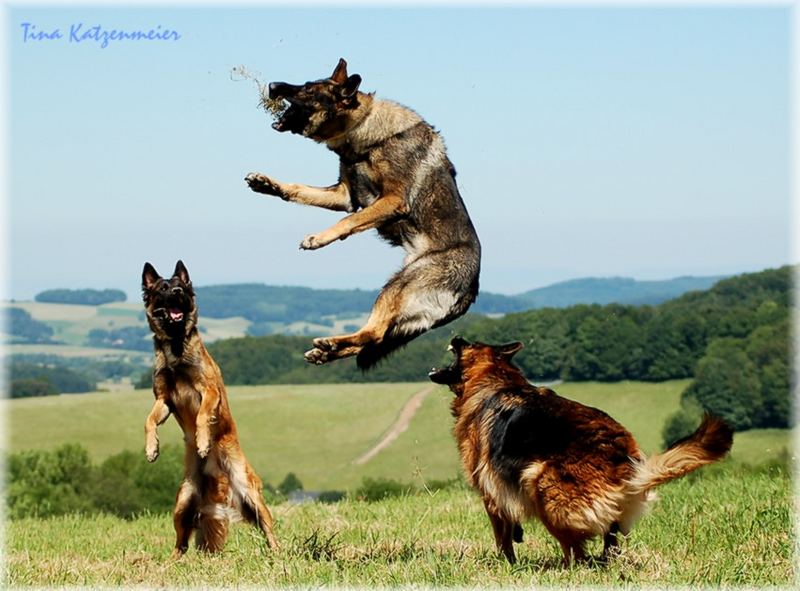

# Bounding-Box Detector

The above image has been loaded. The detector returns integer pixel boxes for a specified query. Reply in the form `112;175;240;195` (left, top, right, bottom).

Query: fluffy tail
195;512;229;552
626;414;733;495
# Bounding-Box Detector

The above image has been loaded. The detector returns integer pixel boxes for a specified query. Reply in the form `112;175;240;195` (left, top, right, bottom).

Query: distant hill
512;275;728;309
196;274;727;320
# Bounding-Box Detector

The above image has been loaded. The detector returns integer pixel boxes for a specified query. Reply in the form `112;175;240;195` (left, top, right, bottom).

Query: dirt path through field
353;384;436;465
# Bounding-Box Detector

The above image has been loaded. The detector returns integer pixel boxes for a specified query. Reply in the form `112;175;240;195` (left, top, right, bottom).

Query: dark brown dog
246;58;481;369
429;337;733;565
142;260;278;557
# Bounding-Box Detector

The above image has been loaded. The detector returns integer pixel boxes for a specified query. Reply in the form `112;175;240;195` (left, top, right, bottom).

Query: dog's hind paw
304;347;330;365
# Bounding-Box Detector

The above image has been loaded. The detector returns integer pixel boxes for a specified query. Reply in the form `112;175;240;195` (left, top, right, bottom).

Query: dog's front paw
300;233;333;251
245;172;286;199
304;347;331;365
145;442;160;463
196;435;211;458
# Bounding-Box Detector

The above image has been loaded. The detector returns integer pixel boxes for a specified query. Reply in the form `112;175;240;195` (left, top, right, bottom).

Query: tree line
34;288;127;306
7;308;56;344
198;267;791;433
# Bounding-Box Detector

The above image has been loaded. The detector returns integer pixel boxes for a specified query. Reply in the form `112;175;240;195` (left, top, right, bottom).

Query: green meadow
6;468;793;587
5;380;794;587
5;380;792;490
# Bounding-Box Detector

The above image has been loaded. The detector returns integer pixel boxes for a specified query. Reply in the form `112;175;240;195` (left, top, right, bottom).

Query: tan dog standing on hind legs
142;260;278;557
429;337;733;565
245;58;481;369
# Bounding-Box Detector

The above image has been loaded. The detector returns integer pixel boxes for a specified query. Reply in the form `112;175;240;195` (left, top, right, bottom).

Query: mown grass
6;466;793;587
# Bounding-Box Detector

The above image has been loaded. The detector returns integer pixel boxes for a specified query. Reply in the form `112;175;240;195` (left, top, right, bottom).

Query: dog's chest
344;160;381;208
164;368;202;420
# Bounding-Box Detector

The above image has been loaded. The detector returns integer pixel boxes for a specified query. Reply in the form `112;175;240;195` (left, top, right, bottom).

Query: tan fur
434;339;733;565
246;59;481;369
142;262;278;557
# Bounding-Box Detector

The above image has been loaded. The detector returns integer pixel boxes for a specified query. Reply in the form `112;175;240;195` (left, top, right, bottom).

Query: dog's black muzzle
428;336;469;385
268;81;301;100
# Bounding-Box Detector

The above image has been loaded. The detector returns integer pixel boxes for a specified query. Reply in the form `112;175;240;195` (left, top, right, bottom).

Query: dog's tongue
169;308;184;322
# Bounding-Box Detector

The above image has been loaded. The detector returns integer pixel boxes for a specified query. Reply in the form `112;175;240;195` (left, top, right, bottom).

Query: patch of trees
35;289;127;306
662;317;790;444
7;308;55;344
9;361;95;398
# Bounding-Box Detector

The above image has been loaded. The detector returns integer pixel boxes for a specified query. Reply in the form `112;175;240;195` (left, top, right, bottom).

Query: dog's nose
171;287;183;295
268;81;296;100
449;336;469;351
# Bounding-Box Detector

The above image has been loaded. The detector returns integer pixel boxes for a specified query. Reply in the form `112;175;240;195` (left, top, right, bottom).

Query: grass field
5;380;793;491
6;468;793;587
5;380;795;587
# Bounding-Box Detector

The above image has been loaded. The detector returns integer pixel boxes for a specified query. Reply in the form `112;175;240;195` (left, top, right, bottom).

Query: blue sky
7;4;792;299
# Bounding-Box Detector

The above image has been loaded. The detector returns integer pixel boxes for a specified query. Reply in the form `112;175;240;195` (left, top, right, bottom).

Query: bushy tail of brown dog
626;414;733;495
195;514;229;553
356;329;422;370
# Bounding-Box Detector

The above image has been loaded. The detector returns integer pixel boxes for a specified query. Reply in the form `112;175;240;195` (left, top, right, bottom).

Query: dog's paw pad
312;337;337;351
245;173;282;197
300;235;320;250
304;347;329;365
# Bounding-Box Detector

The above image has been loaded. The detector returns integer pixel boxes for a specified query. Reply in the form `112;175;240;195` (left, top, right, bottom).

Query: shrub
10;378;57;398
318;490;347;503
354;477;413;502
7;444;94;518
278;472;303;495
662;397;705;448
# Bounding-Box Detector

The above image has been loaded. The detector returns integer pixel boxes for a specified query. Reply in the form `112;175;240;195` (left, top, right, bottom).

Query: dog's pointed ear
173;260;191;285
497;341;524;358
142;262;160;290
331;58;348;84
341;74;362;98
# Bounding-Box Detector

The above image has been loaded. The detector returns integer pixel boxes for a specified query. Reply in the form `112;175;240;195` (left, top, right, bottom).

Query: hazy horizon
10;266;766;304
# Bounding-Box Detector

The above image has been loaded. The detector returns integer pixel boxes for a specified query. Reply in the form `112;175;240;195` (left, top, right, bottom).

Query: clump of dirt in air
231;65;286;120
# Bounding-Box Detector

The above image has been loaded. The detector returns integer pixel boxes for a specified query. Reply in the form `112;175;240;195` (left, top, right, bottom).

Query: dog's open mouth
153;307;185;323
428;365;458;384
429;338;467;385
428;354;459;385
272;101;311;134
